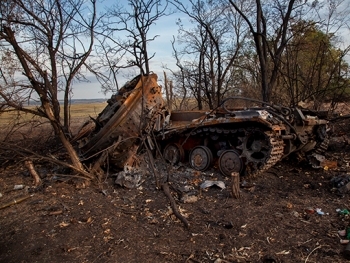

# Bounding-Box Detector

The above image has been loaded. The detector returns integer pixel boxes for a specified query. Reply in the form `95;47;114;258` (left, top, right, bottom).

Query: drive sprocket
241;128;284;176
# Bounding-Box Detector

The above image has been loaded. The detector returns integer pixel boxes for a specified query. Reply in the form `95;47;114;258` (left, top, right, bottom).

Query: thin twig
24;160;42;186
305;245;321;263
0;195;34;210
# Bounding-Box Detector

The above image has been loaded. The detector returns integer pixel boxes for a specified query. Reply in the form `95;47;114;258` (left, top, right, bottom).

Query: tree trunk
163;71;172;110
63;83;71;136
42;100;85;172
58;129;85;171
231;172;241;199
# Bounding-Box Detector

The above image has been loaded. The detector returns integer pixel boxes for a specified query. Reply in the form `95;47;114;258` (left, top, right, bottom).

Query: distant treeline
27;99;107;106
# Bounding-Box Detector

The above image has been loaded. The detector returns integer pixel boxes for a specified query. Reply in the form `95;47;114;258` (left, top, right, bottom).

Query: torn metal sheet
78;74;164;168
200;180;226;190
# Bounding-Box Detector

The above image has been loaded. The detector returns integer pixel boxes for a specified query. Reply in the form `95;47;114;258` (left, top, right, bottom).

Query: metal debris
308;153;326;168
115;166;144;189
330;175;350;193
200;180;226;190
331;175;350;188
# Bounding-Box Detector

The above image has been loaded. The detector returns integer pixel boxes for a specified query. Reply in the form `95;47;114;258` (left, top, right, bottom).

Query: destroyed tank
76;74;329;177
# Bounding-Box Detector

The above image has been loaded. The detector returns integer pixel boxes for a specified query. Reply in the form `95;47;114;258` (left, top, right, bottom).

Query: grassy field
66;102;107;119
0;102;107;126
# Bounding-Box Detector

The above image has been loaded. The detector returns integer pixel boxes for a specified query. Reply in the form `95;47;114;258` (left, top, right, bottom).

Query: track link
242;130;285;176
313;137;329;154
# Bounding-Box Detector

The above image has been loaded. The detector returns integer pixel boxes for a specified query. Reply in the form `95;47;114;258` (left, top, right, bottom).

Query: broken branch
0;142;94;180
0;195;33;210
24;160;42;186
162;182;189;228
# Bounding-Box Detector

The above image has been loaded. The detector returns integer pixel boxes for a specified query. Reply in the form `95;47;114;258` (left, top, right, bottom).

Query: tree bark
231;172;241;199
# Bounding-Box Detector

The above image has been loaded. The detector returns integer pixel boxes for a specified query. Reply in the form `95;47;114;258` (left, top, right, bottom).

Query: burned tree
171;0;247;109
0;0;97;175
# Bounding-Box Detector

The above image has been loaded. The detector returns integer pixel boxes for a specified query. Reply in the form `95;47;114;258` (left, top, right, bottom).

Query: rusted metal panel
79;74;164;168
169;111;206;122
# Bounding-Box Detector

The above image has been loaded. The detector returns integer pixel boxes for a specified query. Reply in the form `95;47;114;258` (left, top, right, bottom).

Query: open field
67;102;107;119
0;102;107;134
0;102;107;124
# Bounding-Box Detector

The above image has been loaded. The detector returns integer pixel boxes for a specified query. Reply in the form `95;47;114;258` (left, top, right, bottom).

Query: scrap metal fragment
115;166;144;189
200;180;226;190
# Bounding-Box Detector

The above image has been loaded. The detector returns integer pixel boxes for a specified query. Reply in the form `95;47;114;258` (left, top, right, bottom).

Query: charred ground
0;118;350;263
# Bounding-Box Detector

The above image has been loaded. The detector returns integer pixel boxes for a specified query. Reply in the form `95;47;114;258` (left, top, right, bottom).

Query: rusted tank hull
77;74;329;177
78;74;163;168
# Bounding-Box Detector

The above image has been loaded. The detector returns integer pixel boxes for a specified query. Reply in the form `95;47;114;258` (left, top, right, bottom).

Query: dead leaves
58;217;93;228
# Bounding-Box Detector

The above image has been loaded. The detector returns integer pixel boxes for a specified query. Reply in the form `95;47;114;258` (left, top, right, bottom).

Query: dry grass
0;102;107;126
67;102;106;119
0;102;107;141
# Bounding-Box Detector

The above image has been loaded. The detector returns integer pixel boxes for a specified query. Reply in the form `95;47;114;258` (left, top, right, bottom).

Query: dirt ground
1;118;350;263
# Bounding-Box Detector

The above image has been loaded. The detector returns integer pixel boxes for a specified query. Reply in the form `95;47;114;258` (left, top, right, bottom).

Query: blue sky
69;0;350;100
69;1;187;100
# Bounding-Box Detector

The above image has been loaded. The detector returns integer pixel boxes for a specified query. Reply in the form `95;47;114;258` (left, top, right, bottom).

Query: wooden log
25;160;42;186
231;172;240;199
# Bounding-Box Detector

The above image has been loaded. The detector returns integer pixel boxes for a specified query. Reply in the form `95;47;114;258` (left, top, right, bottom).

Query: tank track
313;137;329;154
174;126;285;177
241;130;285;177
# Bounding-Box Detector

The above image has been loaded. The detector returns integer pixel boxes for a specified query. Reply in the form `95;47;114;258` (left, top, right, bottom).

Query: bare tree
0;0;97;174
95;0;169;80
163;37;189;110
228;0;310;102
171;0;247;109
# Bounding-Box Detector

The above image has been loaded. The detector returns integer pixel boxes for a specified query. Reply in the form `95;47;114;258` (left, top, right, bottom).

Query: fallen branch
91;138;121;182
329;114;350;122
162;182;189;228
140;136;188;227
0;195;33;210
24;160;42;186
143;138;160;188
0;142;94;180
40;154;94;180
